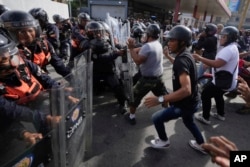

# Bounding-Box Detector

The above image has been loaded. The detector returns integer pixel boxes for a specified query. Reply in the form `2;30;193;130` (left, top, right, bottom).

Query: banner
228;0;240;12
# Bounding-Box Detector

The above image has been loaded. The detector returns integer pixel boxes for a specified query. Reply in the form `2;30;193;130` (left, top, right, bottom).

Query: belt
142;75;162;80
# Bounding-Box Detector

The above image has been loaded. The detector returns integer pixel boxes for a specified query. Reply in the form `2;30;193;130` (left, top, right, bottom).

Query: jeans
152;104;204;144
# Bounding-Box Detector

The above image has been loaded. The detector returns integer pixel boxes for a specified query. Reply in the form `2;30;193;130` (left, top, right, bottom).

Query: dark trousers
201;82;226;120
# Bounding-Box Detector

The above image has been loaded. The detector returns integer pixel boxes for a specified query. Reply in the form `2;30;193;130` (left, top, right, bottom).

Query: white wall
0;0;69;23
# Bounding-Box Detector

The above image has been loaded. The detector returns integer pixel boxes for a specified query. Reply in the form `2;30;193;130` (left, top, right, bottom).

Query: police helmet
29;8;48;25
0;4;10;16
85;21;104;40
204;23;217;36
145;24;160;39
0;32;18;56
53;14;64;23
220;26;239;46
0;32;20;73
98;21;111;34
78;12;90;23
0;10;41;43
167;25;192;47
133;27;144;38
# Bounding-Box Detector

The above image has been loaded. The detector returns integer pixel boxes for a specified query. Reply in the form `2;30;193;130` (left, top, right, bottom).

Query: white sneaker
150;138;170;149
189;140;207;155
195;113;211;125
210;112;225;121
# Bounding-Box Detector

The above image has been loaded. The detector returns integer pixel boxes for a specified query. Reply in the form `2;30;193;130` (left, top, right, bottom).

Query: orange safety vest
19;39;51;69
0;57;43;104
71;28;86;49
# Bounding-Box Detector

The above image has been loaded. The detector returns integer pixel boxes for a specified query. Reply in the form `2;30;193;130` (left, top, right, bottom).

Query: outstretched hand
237;76;250;103
202;136;238;167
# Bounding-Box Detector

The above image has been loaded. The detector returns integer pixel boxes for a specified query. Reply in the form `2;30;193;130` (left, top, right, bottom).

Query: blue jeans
152;104;204;144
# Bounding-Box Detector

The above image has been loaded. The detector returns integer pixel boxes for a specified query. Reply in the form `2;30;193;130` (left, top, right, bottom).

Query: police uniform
90;37;127;108
18;38;71;78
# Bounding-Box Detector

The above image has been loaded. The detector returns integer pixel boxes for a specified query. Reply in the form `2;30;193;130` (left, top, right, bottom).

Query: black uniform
90;38;127;108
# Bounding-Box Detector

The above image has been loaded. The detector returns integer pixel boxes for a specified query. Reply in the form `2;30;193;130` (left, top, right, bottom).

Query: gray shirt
138;40;164;77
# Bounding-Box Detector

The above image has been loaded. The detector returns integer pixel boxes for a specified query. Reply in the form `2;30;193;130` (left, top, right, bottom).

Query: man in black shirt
144;25;206;154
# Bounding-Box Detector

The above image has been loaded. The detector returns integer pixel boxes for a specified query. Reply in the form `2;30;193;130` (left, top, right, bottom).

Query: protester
144;25;206;154
193;26;239;124
126;24;168;125
194;23;218;78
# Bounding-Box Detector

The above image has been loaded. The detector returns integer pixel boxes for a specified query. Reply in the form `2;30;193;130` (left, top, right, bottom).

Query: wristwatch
158;96;164;103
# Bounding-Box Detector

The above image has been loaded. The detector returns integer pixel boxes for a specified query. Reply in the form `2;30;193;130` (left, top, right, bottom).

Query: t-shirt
212;42;239;91
138;40;164;77
171;50;199;110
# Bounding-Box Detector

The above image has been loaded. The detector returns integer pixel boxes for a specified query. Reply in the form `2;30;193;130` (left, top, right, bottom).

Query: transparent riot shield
106;14;136;102
50;50;93;167
1;91;55;167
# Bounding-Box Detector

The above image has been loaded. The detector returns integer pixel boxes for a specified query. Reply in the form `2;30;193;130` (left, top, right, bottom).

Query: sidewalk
79;59;250;167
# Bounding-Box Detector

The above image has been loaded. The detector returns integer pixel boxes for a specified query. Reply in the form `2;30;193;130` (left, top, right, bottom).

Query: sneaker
210;112;225;121
125;114;136;125
189;140;207;155
150;138;170;149
195;113;211;125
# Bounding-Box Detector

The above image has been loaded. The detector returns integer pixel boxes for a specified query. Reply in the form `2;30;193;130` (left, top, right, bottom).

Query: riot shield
1;91;54;167
50;51;93;167
106;14;136;102
0;51;92;167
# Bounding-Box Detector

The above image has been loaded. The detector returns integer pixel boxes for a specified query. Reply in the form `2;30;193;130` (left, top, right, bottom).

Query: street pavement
49;58;250;167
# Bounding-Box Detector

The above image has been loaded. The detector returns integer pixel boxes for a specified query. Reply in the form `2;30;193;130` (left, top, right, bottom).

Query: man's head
0;10;41;46
28;8;48;29
203;23;217;36
0;33;20;78
77;12;90;28
143;24;160;41
166;25;192;53
220;26;239;46
85;21;105;40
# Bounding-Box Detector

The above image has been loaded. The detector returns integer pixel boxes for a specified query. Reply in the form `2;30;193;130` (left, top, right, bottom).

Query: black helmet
98;21;111;34
53;14;64;23
29;8;48;26
133;27;144;38
85;21;104;40
167;25;192;47
0;32;20;74
0;32;18;56
0;4;10;16
78;12;90;23
145;24;160;39
0;10;41;43
220;26;239;46
204;23;217;36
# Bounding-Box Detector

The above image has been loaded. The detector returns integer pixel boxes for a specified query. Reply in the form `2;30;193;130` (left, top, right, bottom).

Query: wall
0;0;69;23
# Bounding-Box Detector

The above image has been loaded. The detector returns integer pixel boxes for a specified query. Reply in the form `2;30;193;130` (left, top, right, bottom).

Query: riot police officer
86;21;128;113
69;12;91;67
0;30;60;144
0;4;10;15
53;14;73;61
0;10;71;78
29;8;61;56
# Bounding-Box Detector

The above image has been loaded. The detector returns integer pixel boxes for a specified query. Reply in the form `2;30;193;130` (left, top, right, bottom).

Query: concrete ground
78;59;250;167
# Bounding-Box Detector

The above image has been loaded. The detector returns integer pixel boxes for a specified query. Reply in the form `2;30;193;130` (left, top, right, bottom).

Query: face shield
0;34;20;77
